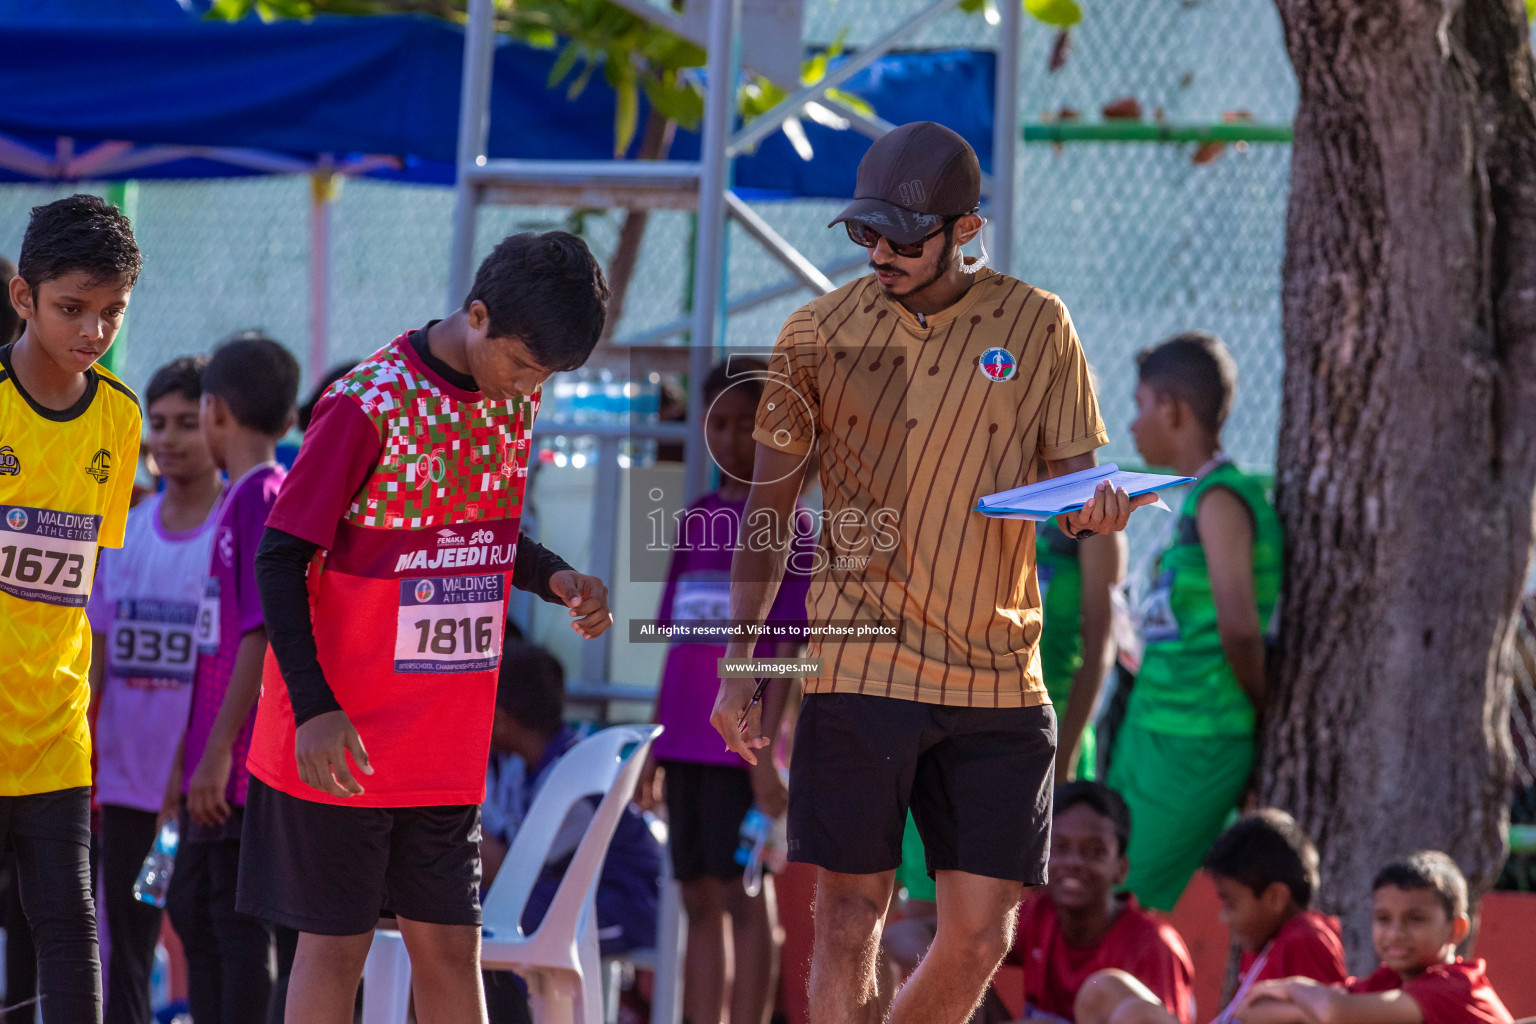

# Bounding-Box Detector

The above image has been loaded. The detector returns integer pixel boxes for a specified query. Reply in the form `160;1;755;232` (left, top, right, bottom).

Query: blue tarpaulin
0;1;995;197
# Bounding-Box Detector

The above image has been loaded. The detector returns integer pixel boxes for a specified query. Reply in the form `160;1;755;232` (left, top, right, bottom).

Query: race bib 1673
394;573;505;674
0;504;98;607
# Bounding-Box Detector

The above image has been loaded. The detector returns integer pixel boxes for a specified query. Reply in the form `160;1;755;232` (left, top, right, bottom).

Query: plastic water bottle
133;820;179;908
734;807;772;898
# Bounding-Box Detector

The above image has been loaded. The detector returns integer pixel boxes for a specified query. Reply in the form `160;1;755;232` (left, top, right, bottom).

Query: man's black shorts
236;777;482;936
661;761;755;883
786;693;1056;884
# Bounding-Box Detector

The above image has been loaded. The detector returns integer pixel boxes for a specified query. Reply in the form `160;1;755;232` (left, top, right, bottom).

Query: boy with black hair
89;355;224;1024
1110;331;1283;911
164;332;298;1024
1205;811;1346;990
1075;810;1345;1024
481;639;663;1024
1007;781;1194;1023
1;193;142;1022
240;230;615;1023
1240;852;1513;1024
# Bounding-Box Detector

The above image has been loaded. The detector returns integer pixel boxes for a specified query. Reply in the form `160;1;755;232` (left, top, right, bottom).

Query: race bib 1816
112;598;198;686
0;504;98;607
394;574;505;674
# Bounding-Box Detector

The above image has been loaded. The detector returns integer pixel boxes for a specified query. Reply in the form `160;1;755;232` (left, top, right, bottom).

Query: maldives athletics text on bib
248;334;536;808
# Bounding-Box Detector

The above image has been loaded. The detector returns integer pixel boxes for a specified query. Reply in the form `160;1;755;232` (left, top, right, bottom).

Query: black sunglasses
845;217;956;259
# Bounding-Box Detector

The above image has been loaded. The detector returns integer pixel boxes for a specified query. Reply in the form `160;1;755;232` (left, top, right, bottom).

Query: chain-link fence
4;0;1535;874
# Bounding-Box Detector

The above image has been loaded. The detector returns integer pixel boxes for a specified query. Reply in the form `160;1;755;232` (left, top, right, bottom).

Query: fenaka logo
413;579;436;603
896;179;927;207
85;449;112;484
0;446;19;477
436;528;467;547
5;508;28;531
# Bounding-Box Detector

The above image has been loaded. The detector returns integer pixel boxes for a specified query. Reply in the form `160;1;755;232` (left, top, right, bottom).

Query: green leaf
613;77;639;156
603;49;629;90
547;40;581;87
825;26;849;60
566;58;597;100
1527;0;1535;21
258;0;311;18
642;77;703;128
205;0;253;19
959;0;986;11
1024;0;1082;28
825;88;873;118
523;27;558;49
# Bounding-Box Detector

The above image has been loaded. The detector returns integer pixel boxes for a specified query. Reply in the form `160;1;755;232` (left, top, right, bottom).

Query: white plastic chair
360;723;662;1024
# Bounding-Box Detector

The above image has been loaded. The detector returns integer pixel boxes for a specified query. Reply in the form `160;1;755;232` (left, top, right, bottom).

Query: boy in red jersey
1240;851;1512;1024
238;232;614;1024
1011;782;1195;1024
1075;810;1345;1024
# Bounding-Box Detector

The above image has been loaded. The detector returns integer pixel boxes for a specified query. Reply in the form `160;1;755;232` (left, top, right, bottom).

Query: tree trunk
1266;0;1536;970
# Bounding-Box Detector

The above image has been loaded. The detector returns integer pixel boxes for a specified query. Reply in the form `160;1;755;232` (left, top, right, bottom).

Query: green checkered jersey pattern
334;340;537;531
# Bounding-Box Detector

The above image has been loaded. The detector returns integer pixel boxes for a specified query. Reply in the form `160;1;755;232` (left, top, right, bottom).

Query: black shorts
786;693;1056;884
236;777;483;936
661;761;755;883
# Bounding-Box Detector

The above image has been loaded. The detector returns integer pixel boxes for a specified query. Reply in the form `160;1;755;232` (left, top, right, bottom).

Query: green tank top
1035;528;1084;699
1129;462;1282;737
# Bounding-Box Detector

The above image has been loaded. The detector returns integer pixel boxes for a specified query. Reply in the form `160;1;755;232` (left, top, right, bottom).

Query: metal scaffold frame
445;0;1025;693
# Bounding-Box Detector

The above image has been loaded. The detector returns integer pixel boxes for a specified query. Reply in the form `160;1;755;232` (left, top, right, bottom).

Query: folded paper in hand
974;463;1194;522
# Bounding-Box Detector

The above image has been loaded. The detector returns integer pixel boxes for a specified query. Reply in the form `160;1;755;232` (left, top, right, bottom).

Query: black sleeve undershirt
256;525;576;727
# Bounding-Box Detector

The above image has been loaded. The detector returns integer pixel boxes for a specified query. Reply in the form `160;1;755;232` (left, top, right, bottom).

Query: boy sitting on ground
1238;851;1512;1024
1009;781;1195;1023
1075;809;1346;1024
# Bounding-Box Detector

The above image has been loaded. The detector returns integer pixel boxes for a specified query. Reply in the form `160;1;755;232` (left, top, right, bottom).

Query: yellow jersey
0;343;140;796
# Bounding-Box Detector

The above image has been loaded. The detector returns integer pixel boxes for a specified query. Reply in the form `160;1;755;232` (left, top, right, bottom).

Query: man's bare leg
888;870;1021;1024
807;868;896;1024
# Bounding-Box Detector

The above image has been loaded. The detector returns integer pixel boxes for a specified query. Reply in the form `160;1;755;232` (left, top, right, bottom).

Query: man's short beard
873;226;957;298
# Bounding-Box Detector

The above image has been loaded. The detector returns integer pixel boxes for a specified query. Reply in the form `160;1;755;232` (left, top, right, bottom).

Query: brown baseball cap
829;121;981;245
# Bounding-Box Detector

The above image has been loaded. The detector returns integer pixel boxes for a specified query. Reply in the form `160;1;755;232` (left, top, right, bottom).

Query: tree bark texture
1267;0;1536;970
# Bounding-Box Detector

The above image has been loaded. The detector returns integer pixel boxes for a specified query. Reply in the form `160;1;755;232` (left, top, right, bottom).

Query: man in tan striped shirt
711;122;1154;1024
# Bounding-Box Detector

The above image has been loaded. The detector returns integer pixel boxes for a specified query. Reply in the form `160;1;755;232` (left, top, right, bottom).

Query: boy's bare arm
186;626;268;827
1244;980;1425;1024
1057;532;1124;779
712;444;806;762
1197;487;1266;715
1240;997;1323;1024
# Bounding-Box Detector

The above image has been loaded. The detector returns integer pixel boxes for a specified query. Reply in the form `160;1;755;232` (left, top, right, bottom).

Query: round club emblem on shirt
979;347;1017;382
5;508;27;531
414;579;436;603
